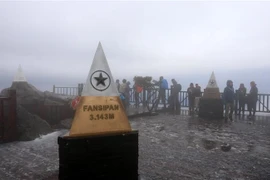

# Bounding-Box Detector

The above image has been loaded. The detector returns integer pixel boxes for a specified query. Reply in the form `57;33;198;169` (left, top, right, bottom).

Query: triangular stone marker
203;71;220;99
206;71;218;88
13;65;27;82
69;42;131;137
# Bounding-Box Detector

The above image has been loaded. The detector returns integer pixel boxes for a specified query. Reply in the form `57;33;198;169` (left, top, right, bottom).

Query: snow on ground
0;113;270;180
0;130;68;180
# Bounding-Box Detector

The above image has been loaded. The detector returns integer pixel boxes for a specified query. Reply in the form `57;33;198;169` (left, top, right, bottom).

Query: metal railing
53;84;270;113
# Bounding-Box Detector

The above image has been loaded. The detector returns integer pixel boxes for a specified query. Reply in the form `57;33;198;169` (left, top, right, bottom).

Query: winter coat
223;86;235;103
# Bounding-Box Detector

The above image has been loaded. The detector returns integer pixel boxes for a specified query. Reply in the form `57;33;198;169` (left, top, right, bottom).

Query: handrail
52;85;270;113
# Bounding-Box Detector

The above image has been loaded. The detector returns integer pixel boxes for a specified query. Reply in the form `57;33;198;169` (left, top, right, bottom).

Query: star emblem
210;80;215;85
90;70;111;91
94;72;108;86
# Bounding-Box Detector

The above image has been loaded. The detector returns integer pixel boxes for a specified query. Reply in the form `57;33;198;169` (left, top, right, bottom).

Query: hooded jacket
223;86;235;103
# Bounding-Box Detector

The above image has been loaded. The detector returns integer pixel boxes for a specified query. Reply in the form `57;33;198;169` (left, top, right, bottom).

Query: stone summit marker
58;43;138;180
198;72;223;119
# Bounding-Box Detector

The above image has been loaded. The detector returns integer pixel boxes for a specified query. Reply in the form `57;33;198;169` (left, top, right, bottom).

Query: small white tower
13;65;27;82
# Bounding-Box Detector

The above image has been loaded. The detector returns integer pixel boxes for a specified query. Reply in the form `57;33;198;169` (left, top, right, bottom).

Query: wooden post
6;89;17;142
0;99;3;141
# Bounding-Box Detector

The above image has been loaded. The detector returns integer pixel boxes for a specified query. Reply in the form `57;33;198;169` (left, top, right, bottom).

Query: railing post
53;85;55;93
143;88;146;108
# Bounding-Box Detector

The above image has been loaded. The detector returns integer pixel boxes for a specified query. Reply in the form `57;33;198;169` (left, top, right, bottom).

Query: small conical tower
13;65;27;82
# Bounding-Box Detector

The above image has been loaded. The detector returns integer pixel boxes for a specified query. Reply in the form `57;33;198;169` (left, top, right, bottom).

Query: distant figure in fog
247;81;258;118
237;83;247;115
133;78;143;108
223;80;235;121
170;79;182;114
194;84;202;97
187;83;195;114
125;81;131;108
194;83;202;112
116;79;120;92
155;76;168;110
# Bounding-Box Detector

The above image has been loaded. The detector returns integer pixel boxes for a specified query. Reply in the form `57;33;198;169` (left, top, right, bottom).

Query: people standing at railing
247;81;258;118
194;83;202;112
133;80;143;108
223;80;235;121
236;83;247;115
170;79;182;114
155;76;168;110
187;83;195;115
116;79;120;92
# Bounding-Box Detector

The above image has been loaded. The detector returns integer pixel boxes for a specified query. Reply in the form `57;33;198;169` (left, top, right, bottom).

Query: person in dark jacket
248;81;258;118
237;83;247;115
170;79;182;114
187;83;195;114
223;80;235;121
155;76;168;110
193;84;202;97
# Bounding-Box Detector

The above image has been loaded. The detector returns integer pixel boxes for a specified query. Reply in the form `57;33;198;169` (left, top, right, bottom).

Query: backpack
120;93;125;100
161;79;168;89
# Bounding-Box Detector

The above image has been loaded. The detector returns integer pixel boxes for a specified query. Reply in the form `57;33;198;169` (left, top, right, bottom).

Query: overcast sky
0;1;269;92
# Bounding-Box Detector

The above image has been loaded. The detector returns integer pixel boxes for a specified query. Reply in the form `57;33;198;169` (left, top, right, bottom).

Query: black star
94;73;108;86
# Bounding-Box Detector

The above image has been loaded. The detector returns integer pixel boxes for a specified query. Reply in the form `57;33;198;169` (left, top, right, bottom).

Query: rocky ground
0;112;269;180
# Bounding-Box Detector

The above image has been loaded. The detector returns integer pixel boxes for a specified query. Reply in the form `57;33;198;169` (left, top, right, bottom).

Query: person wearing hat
247;81;258;118
223;80;235;121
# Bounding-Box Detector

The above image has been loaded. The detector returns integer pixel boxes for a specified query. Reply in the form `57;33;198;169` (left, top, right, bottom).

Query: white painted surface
206;71;219;88
13;65;27;82
81;42;118;96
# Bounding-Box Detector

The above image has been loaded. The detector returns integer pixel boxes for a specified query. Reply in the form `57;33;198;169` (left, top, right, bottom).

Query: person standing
237;83;247;115
125;81;131;109
133;80;143;108
155;76;168;110
187;83;195;114
170;79;182;115
247;81;258;118
115;79;120;92
223;80;235;121
194;83;202;112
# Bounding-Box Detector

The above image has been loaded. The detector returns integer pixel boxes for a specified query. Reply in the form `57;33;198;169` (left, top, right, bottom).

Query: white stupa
13;65;27;82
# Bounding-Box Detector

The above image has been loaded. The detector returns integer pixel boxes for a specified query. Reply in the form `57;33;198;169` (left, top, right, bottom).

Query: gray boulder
17;105;53;141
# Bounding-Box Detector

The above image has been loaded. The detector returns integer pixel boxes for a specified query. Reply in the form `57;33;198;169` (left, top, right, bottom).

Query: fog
1;1;270;92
